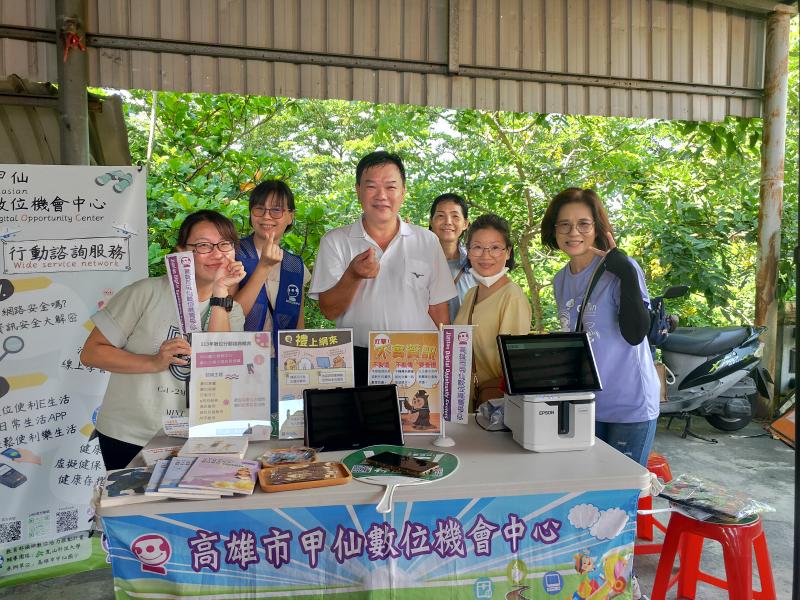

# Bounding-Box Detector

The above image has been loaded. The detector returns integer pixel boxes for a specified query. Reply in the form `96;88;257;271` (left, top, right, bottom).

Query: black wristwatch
209;295;234;312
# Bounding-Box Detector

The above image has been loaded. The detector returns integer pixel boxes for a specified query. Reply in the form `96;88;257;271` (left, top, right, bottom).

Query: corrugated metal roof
1;0;794;120
0;74;131;165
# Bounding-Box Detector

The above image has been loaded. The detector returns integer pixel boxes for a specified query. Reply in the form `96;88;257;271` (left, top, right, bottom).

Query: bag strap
575;259;607;332
453;269;466;286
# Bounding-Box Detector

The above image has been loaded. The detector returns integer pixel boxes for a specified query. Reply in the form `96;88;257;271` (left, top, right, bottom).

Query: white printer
498;332;601;452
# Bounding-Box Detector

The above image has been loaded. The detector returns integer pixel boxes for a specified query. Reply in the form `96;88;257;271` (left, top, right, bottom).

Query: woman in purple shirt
541;188;659;467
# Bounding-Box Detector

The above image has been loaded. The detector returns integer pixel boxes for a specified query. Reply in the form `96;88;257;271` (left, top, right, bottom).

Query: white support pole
754;8;791;416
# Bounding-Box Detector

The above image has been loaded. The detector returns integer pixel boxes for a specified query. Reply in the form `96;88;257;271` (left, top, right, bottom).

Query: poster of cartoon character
368;331;441;435
277;329;354;439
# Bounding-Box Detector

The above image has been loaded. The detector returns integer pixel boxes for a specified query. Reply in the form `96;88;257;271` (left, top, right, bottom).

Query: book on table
141;431;185;466
178;456;260;495
157;456;229;498
144;458;220;499
100;466;166;507
177;436;249;459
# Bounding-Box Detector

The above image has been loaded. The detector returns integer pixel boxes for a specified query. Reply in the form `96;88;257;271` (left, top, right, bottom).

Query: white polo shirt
309;216;456;347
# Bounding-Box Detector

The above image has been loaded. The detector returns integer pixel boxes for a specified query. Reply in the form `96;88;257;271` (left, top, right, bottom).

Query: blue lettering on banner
101;488;639;598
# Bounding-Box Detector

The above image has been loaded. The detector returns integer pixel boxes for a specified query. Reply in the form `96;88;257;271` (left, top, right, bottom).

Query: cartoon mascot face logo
131;534;171;574
287;284;301;304
457;331;470;345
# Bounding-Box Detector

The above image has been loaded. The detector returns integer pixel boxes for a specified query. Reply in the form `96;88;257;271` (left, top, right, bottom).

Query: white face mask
469;267;509;288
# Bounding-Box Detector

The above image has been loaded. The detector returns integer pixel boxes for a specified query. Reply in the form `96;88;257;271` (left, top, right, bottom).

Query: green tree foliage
123;21;797;330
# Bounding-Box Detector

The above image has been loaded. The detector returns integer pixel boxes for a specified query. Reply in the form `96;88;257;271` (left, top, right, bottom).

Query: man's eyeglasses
187;241;235;254
555;220;594;234
468;245;507;258
251;206;286;218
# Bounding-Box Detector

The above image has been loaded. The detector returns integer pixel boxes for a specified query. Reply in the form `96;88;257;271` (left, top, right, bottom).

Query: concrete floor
1;417;795;599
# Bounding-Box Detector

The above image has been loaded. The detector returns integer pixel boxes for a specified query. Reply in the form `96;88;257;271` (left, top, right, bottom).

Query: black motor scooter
651;286;772;442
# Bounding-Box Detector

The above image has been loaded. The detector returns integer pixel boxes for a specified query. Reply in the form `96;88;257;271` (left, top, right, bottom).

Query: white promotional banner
440;325;474;425
0;165;147;556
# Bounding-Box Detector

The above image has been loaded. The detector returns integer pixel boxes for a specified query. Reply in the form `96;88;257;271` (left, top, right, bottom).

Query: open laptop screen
303;384;404;451
497;332;602;395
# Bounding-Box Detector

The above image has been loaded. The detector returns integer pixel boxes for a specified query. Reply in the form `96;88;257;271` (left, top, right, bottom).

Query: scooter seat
660;326;751;356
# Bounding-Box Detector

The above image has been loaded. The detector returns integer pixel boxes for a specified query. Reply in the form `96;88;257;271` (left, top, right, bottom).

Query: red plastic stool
636;452;673;554
651;512;776;600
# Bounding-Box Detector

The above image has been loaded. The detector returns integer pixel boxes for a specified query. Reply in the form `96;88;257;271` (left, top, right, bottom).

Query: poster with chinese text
0;165;147;557
189;332;271;437
368;331;441;435
277;329;354;439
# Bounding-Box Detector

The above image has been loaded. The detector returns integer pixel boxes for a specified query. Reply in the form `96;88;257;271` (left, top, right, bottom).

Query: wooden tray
258;461;351;493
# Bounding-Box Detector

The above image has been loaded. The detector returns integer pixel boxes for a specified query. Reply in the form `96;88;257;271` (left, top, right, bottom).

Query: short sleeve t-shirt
308;217;457;348
553;254;660;423
92;275;245;446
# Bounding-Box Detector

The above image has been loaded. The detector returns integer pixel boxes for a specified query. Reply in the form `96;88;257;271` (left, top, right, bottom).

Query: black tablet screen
498;332;602;395
303;385;404;451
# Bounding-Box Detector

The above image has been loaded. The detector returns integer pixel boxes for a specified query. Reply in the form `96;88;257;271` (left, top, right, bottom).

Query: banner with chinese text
368;331;441;436
277;329;354;439
441;325;473;425
101;488;638;599
0;165;147;561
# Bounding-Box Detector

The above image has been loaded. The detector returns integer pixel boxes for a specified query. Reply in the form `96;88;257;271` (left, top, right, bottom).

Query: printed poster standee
277;329;354;439
368;331;442;436
0;165;147;582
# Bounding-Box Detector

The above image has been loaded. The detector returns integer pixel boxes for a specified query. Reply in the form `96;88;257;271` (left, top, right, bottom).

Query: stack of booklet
99;436;259;507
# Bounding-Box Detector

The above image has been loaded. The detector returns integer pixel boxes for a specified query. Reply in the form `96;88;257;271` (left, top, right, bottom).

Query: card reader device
497;332;601;452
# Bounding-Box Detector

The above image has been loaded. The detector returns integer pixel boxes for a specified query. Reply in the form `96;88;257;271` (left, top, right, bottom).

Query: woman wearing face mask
454;214;531;408
81;210;246;469
234;180;310;414
541;188;657;468
429;193;476;322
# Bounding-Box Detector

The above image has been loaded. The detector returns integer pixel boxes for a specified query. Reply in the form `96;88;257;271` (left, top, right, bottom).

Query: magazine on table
178;456;260;495
157;456;227;498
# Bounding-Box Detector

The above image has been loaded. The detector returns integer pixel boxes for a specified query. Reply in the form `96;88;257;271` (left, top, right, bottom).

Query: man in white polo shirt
309;151;456;385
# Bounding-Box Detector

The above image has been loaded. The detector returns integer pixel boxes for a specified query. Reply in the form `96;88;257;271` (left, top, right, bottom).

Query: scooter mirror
663;285;689;299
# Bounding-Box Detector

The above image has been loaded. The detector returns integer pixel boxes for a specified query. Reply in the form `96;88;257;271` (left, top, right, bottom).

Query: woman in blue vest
235;180;309;414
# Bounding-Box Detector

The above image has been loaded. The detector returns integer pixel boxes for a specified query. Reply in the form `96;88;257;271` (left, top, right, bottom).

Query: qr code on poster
56;509;78;534
0;520;22;544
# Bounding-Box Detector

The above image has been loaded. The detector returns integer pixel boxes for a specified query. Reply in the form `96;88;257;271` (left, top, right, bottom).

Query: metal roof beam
704;0;797;14
0;25;764;100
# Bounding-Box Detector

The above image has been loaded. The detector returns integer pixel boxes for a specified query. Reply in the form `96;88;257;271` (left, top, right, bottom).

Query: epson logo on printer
538;409;555;416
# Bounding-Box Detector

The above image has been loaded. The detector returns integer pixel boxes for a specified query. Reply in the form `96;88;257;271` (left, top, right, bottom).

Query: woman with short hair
454;214;531;409
541;187;658;468
81;210;246;469
234;180;310;413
